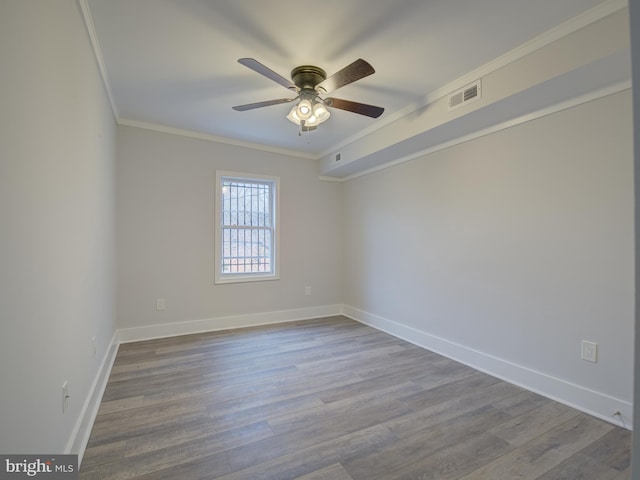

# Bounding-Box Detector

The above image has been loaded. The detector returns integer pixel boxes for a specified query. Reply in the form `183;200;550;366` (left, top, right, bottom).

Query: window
215;171;279;284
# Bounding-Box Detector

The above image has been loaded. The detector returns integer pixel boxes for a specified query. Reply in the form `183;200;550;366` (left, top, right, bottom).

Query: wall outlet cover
61;381;69;413
581;340;598;363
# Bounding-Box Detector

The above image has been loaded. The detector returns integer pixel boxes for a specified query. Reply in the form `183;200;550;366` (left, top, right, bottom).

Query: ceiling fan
232;58;384;132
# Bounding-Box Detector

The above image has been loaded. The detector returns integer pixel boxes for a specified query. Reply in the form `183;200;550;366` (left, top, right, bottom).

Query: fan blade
325;97;384;118
316;59;375;94
232;98;295;111
238;58;297;91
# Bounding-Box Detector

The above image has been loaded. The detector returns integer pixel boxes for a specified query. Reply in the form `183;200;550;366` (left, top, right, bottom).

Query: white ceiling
85;0;610;158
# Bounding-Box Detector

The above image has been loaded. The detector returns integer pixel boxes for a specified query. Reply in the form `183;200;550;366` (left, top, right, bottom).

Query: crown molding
78;0;628;165
337;80;631;182
318;0;629;160
118;119;318;160
77;0;315;160
76;0;119;120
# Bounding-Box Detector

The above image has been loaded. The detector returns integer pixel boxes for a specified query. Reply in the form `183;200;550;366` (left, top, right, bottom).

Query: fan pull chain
296;120;311;144
298;120;310;144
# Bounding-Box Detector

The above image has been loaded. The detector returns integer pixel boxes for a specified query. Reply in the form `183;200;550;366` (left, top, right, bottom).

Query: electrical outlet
581;340;598;363
156;298;166;311
61;381;70;413
305;286;312;296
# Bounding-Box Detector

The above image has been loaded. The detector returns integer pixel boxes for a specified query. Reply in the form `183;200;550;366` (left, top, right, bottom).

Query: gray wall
343;89;634;423
116;126;343;332
0;1;117;452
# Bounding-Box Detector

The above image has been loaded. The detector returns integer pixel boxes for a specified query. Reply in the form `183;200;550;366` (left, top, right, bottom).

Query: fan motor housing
291;65;327;90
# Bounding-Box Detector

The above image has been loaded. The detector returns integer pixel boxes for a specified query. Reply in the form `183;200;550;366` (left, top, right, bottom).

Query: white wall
343;90;635;423
116;126;343;336
0;1;117;454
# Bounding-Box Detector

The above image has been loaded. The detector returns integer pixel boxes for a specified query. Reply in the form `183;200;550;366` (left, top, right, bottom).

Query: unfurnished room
2;1;640;479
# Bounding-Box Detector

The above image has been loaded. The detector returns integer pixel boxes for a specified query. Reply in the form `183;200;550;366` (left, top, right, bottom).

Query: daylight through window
216;172;279;283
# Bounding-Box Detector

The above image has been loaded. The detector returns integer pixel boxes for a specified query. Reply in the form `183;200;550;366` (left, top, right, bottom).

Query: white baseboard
343;305;632;430
70;304;342;464
117;304;344;343
66;330;120;464
68;302;631;466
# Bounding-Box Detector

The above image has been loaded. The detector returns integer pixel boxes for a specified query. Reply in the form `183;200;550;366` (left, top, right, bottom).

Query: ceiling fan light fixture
286;106;302;124
295;98;313;120
287;98;330;128
305;114;321;127
312;102;330;122
232;58;384;132
234;58;384;134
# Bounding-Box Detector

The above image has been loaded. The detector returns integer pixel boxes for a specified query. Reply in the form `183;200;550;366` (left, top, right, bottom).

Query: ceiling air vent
448;80;481;111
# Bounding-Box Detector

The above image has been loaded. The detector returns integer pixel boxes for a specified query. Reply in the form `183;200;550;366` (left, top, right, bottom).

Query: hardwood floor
80;316;631;479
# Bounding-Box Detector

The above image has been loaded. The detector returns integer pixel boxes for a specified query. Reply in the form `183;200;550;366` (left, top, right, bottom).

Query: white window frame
215;171;280;284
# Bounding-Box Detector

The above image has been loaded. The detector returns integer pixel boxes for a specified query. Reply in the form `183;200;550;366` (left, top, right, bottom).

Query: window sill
214;273;280;285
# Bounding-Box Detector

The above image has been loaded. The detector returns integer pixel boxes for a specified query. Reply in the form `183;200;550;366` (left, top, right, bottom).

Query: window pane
221;227;271;274
222;180;272;227
219;176;275;278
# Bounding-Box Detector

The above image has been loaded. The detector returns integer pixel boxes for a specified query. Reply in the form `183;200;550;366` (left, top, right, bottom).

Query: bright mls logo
1;456;77;479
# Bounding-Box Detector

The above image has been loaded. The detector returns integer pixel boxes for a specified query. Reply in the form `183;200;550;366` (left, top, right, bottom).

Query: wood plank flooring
80;316;631;479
